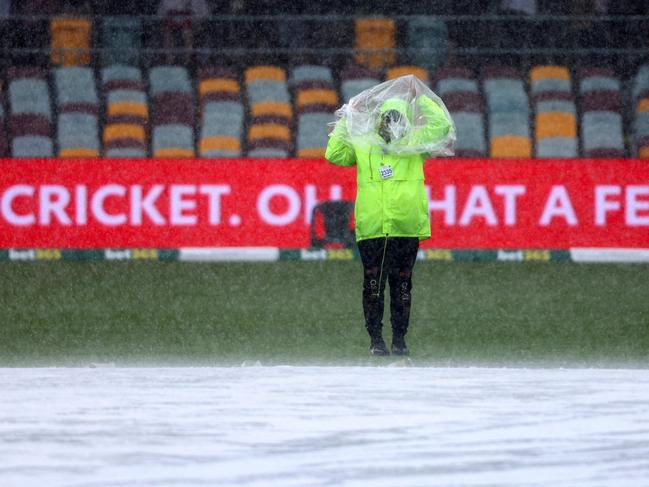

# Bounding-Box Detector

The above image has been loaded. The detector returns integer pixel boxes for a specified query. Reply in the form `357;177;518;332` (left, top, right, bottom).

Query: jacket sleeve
325;117;356;167
411;95;452;146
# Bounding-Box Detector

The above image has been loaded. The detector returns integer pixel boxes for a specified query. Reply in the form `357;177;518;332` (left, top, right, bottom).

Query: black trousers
357;236;419;339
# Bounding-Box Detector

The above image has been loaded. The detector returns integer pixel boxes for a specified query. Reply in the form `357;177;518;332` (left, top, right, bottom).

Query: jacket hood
378;98;412;121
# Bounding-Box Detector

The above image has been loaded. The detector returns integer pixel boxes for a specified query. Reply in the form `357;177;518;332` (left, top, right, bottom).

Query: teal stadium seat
536;100;576;114
150;66;195;157
482;67;532;158
9;79;52;120
292;65;337;158
483;79;529;115
530;65;577;158
435;67;486;158
407;16;448;72
102;64;148;158
245;65;292;158
436;78;478;97
579;68;625;157
101;16;142;66
246;80;291;105
57;113;100;153
152;124;194;156
631;64;649;157
489;112;530;138
290;65;334;85
537;137;578;158
340;64;379;102
7;67;54;158
149;66;192;96
12;135;54;158
102;64;142;85
297;112;335;157
582;112;624;156
452;112;486;157
0;98;7;156
55;67;99;107
55;67;100;157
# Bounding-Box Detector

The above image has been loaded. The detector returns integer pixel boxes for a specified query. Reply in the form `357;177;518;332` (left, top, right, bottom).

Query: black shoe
391;335;409;356
369;336;390;356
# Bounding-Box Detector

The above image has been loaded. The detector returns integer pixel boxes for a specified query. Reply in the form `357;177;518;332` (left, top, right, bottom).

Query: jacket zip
375;233;389;298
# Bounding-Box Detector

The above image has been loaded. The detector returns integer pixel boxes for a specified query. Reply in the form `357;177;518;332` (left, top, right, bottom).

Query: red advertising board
1;158;648;249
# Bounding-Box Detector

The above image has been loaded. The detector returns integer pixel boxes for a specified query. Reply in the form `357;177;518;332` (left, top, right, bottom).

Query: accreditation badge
379;165;394;180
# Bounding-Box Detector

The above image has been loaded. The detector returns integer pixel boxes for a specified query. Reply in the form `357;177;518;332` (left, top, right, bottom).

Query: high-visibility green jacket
325;96;452;242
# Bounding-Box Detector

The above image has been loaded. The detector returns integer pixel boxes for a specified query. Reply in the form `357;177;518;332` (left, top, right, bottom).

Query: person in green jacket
325;94;452;356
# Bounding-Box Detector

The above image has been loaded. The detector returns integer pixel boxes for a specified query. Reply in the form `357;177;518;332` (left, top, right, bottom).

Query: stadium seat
199;67;243;158
436;67;485;157
290;65;334;86
296;89;338;113
57;113;100;158
291;65;337;158
55;67;99;113
530;65;577;158
482;67;531;158
149;65;195;158
152;124;194;158
580;68;621;94
0;90;8;157
579;68;625;158
490;112;530;138
7;67;53;157
490;135;532;159
150;66;192;96
581;112;625;158
632;64;649;158
386;66;429;84
536;137;578;158
297;113;334;159
535;112;577;139
102;65;148;158
530;65;571;99
406;16;448;72
12;136;54;158
101;16;142;66
55;67;100;158
354;17;396;71
50;17;92;66
340;64;380;102
245;65;292;158
453;112;487;158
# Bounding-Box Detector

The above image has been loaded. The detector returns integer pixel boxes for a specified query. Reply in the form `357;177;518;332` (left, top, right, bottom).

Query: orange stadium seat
199;135;241;155
199;67;243;158
355;18;396;71
248;123;291;142
296;89;338;111
386;66;429;83
297;147;326;158
251;101;293;121
530;65;571;83
245;66;286;83
50;17;92;66
246;65;292;157
490;135;532;158
535;112;577;139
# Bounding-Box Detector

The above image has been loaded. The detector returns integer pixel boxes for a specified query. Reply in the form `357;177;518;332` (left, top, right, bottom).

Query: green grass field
1;262;648;366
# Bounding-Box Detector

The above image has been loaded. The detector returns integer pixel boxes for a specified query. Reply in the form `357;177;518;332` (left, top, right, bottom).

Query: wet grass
1;262;648;366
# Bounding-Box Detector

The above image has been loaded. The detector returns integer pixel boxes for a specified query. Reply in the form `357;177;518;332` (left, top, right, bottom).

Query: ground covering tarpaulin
1;366;648;487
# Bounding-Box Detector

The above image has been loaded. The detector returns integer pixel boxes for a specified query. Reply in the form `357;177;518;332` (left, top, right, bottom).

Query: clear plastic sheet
330;74;456;156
